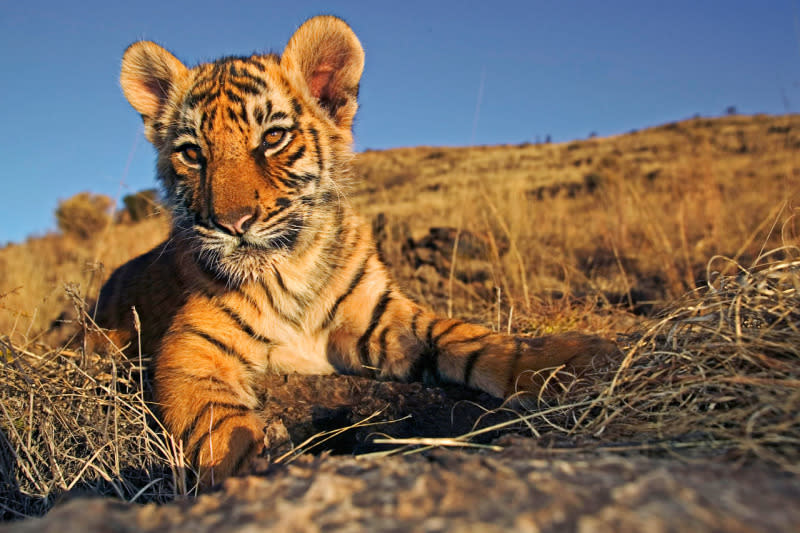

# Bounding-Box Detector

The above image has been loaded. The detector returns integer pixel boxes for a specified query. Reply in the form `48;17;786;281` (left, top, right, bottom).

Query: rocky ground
4;374;799;532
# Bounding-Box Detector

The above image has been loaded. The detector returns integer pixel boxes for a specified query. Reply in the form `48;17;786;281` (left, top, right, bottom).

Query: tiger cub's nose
214;210;256;236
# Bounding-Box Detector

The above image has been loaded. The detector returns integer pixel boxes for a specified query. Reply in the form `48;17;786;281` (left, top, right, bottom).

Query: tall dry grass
0;215;169;343
352;114;799;318
0;314;192;520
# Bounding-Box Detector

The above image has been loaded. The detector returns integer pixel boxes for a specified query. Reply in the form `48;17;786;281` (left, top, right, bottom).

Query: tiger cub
97;15;619;486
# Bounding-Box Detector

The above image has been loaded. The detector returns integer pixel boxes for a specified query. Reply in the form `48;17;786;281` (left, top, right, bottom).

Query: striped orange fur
96;16;619;487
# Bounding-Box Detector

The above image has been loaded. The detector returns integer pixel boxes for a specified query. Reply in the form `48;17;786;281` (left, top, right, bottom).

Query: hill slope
2;113;796;339
1;113;798;527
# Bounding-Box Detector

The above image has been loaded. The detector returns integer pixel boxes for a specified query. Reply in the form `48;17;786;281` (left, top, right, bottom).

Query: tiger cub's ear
120;41;189;144
282;16;365;131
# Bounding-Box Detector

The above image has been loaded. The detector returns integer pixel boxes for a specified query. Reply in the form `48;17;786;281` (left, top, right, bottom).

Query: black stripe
433;321;461;344
262;198;291;223
254;107;265;125
235;67;267;87
166;370;237;396
285;145;306;167
320;256;369;330
270;265;307;308
356;289;393;369
232;285;262;312
187;88;220;109
181;401;250;455
270;111;288;122
176;126;197;138
463;346;488;386
215;301;272;345
264;101;273;123
189;409;252;467
224;88;245;105
274;172;298;189
408;318;443;382
227;63;242;77
425;319;441;347
228;78;262;95
259;279;302;328
441;332;493;347
181;326;252;369
266;221;302;252
505;337;524;394
286;171;317;185
410;308;422;338
272;265;288;293
237;102;249;125
241;68;268;86
375;327;390;373
199;107;218;134
309;127;323;175
407;317;441;383
292;98;303;116
276;171;315;189
231;438;260;476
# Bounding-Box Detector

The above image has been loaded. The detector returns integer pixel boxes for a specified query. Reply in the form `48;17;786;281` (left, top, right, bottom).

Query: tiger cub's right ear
282;16;364;132
120;41;188;144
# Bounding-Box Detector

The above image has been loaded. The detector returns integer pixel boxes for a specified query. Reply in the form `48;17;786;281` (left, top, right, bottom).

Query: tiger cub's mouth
190;209;306;276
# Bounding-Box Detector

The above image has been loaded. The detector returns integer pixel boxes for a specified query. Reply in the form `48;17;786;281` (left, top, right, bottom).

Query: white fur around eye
176;144;203;168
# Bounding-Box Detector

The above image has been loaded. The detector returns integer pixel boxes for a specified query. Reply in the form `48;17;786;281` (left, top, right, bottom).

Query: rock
7;443;799;532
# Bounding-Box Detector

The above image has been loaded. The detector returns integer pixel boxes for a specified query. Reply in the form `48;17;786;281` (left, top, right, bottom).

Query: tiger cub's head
120;16;364;283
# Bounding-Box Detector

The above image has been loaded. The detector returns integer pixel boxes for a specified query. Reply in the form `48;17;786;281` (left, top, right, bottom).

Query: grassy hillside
1;113;797;342
349;114;798;309
1;113;798;519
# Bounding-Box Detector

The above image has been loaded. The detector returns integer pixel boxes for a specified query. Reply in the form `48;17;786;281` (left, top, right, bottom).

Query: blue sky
1;1;798;244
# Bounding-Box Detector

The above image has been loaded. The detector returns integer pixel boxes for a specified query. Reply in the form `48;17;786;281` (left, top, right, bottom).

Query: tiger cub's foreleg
346;292;619;399
154;307;266;488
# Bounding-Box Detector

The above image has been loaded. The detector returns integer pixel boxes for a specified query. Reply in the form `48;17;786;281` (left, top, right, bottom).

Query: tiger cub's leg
347;292;619;399
155;312;265;488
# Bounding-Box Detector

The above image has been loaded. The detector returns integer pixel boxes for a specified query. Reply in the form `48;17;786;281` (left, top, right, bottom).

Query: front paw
193;413;266;488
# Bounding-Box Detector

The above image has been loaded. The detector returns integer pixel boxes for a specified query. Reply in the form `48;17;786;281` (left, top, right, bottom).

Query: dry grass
580;246;800;468
1;113;798;519
2;247;797;519
0;321;193;520
353;114;799;311
358;248;800;471
0;215;169;341
531;246;800;468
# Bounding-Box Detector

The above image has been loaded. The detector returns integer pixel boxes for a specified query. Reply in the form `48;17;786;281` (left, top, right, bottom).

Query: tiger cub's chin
97;15;620;488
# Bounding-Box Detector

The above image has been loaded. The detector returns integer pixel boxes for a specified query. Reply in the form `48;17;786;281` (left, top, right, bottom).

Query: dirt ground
4;374;799;532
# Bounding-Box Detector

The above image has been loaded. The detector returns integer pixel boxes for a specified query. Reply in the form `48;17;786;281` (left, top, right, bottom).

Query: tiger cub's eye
262;128;286;148
177;144;202;166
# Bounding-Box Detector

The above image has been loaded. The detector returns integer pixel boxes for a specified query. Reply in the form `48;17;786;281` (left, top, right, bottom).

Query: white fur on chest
267;330;336;375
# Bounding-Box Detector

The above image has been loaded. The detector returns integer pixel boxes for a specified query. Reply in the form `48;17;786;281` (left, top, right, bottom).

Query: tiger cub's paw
193;412;266;489
508;332;621;400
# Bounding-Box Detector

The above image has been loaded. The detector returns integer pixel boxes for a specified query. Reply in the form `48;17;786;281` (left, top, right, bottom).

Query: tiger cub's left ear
120;41;189;145
282;16;364;131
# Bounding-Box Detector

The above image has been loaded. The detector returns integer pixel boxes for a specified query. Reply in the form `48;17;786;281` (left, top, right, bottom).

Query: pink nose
218;213;254;236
